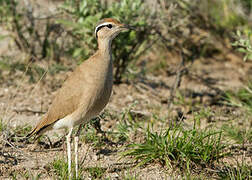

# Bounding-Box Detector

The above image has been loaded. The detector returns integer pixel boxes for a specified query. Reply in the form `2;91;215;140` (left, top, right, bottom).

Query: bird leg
74;124;83;178
74;136;78;178
66;127;73;180
76;124;83;137
45;135;53;148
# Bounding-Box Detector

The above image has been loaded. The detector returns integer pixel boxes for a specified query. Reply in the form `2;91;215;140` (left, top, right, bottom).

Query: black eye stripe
107;24;112;28
95;24;113;38
97;24;112;31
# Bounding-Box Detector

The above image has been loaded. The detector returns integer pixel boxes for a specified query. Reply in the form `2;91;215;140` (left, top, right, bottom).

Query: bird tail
26;128;37;139
26;123;51;140
26;115;49;139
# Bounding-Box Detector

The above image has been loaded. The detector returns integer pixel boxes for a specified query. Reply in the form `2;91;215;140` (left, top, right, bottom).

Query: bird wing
28;66;84;136
27;53;100;137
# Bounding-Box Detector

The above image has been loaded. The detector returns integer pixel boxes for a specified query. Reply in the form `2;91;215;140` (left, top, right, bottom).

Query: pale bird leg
74;136;78;178
66;127;73;180
74;124;83;178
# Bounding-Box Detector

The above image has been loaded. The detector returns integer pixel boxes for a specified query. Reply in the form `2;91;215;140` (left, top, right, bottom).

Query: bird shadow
0;151;19;166
96;148;117;156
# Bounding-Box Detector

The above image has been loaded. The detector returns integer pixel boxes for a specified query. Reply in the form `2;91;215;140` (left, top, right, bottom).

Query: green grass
51;158;69;179
103;102;146;145
122;125;227;172
221;124;252;144
193;107;214;127
121;171;139;180
51;158;83;180
51;159;109;179
224;82;252;113
48;63;70;75
84;166;106;179
0;118;5;132
14;125;32;137
79;124;106;148
222;82;252;144
218;161;252;179
115;110;143;144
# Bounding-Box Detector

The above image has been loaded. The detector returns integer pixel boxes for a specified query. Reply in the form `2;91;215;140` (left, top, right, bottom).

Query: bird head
95;18;131;40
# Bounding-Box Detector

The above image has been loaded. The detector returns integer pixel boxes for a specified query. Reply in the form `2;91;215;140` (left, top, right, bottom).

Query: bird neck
98;38;112;59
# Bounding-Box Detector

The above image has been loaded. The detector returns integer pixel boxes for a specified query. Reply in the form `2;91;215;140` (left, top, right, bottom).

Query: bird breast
79;57;113;122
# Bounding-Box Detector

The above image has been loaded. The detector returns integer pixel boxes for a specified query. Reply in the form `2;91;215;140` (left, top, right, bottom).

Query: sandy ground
0;44;252;179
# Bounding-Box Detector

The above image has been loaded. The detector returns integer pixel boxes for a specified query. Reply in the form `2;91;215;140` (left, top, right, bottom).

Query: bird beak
119;24;135;31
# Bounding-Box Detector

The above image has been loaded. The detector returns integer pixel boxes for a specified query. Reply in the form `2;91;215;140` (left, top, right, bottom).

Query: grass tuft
122;125;227;171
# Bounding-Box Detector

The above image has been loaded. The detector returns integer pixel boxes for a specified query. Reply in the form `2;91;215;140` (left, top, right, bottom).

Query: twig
168;51;186;108
2;139;32;160
13;108;46;114
134;82;163;99
32;13;62;20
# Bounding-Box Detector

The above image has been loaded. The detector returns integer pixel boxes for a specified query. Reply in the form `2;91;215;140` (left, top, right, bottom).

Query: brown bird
27;18;130;179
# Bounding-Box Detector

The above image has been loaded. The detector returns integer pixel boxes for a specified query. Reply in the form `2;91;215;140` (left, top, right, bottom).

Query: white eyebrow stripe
95;22;113;35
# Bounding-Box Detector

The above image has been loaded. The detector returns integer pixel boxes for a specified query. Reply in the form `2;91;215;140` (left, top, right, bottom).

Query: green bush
59;0;155;83
232;30;252;61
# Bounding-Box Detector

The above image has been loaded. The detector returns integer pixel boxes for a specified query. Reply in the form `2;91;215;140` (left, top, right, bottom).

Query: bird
27;18;131;179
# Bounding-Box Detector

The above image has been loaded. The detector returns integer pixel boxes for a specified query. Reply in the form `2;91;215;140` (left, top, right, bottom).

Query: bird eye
107;24;113;29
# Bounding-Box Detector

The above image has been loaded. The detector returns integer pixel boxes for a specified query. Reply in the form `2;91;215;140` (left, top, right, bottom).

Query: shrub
59;0;156;83
232;30;252;61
